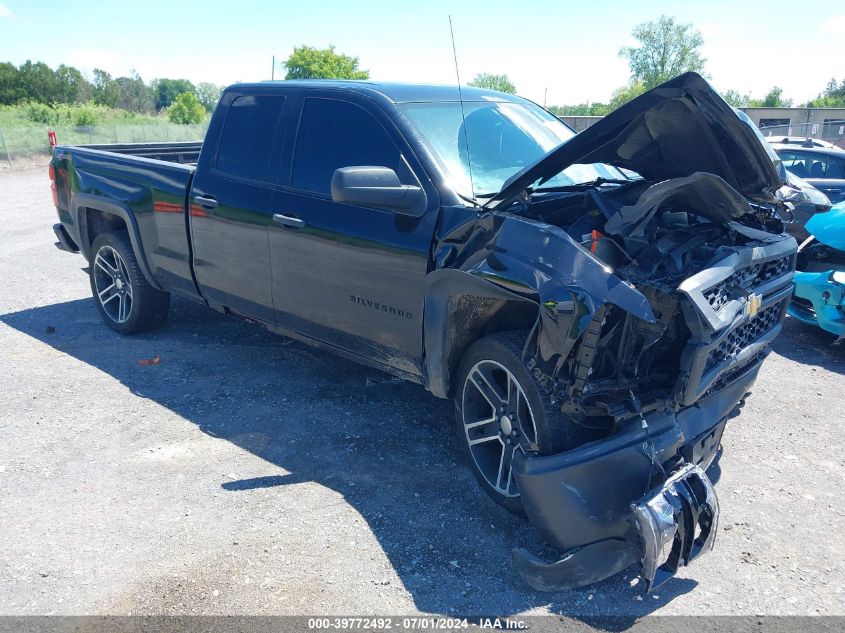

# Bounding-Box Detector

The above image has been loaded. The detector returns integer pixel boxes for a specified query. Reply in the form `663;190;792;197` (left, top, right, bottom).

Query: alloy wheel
93;245;133;324
461;360;539;498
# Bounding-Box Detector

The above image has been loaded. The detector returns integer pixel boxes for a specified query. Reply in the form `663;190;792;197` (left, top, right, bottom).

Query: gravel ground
0;168;843;618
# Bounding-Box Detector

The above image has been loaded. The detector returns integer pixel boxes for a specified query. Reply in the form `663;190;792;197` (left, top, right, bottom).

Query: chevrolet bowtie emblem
746;292;762;317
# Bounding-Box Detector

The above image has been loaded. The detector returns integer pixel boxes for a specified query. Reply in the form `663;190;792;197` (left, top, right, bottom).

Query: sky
0;0;842;106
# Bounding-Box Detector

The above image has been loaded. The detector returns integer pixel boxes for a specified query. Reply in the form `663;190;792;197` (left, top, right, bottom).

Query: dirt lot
1;168;844;618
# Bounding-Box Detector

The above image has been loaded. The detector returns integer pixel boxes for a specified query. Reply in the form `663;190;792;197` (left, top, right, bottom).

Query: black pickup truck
50;72;797;592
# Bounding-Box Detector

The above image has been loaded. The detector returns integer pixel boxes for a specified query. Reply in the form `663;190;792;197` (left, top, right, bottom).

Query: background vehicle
50;73;796;592
780;169;832;241
789;200;845;342
772;143;845;203
766;136;835;149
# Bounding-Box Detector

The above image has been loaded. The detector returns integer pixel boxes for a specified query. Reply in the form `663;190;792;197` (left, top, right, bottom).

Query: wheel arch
72;193;162;290
423;269;538;399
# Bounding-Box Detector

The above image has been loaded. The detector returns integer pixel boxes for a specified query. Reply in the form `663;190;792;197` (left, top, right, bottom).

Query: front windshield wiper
457;191;500;207
455;191;480;207
533;177;633;193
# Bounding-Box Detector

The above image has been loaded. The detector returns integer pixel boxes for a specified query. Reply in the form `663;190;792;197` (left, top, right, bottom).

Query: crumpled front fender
423;213;654;397
464;214;655;322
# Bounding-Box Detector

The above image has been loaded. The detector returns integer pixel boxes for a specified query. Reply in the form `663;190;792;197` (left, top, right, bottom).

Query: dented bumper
632;463;718;591
512;371;752;592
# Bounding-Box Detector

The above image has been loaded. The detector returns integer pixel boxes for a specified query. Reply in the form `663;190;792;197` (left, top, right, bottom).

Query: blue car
789;200;845;341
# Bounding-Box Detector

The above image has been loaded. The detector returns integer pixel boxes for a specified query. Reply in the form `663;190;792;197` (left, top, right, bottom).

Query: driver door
269;94;438;376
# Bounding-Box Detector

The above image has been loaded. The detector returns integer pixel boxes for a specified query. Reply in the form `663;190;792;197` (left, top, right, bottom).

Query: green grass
0;102;182;127
0;103;210;160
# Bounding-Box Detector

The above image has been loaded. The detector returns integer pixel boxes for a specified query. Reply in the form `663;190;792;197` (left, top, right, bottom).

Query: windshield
399;101;623;200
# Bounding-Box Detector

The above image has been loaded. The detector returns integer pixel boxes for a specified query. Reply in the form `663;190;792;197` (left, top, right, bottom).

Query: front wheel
453;332;585;515
89;231;170;334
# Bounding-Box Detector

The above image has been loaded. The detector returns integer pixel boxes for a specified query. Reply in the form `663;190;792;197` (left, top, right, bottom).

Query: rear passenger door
189;91;288;323
269;93;439;377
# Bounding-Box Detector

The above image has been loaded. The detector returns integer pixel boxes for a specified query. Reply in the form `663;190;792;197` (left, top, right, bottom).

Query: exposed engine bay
512;172;792;438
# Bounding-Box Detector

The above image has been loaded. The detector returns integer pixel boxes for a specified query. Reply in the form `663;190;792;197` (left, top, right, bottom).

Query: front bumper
788;270;845;339
513;290;765;592
632;463;718;591
514;462;718;592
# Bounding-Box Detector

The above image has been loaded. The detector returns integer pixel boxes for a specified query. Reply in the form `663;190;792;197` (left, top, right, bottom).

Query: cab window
291;98;402;195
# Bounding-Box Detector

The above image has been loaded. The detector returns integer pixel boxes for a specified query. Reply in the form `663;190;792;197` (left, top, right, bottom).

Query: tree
0;62;24;105
807;78;845;108
195;82;223;112
548;102;611;116
468;73;516;94
608;81;646;110
92;69;121;108
152;78;196;111
749;87;792;108
168;92;206;124
116;72;153;113
54;64;91;104
283;45;369;80
721;89;750;108
17;60;59;103
0;61;92;106
619;15;706;90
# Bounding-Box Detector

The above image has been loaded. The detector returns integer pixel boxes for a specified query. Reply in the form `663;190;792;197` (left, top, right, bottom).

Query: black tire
89;231;170;334
453;331;587;515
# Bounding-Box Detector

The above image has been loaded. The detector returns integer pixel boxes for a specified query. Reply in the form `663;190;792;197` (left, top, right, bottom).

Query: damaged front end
430;73;797;591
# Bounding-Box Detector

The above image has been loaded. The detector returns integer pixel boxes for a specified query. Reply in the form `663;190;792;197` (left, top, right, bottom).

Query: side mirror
331;166;427;216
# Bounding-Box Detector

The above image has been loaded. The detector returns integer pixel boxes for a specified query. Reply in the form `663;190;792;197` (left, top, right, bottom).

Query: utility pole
271;55;275;81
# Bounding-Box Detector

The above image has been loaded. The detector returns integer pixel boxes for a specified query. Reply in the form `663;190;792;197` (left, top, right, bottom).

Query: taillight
48;164;58;207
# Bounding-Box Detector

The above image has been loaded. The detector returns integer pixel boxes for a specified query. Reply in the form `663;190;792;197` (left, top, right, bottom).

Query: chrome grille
701;255;793;312
705;301;783;372
677;239;796;406
758;255;793;283
703;282;729;311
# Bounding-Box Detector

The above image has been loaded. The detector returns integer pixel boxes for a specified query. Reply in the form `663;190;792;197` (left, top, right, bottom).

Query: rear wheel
89;231;170;334
453;332;584;515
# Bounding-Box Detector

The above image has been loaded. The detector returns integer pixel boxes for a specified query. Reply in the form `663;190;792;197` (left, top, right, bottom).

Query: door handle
193;195;219;209
273;213;305;228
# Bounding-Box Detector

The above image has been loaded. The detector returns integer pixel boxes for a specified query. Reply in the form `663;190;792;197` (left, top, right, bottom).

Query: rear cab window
215;95;286;182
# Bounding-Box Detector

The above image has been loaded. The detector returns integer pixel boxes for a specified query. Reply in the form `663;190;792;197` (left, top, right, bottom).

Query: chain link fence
758;120;845;148
0;123;208;171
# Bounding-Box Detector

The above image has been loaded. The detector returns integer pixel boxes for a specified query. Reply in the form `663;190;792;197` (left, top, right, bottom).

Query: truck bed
76;141;202;165
51;143;199;298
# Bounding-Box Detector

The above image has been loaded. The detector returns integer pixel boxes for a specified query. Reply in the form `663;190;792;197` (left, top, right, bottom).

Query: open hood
487;72;783;210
